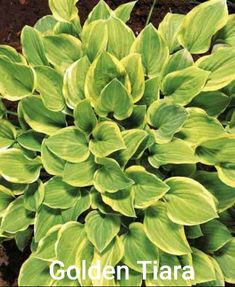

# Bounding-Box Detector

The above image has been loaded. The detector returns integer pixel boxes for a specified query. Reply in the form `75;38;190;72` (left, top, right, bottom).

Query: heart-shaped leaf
85;210;120;252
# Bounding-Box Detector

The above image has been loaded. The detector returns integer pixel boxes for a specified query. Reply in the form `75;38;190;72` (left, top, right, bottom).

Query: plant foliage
0;0;235;286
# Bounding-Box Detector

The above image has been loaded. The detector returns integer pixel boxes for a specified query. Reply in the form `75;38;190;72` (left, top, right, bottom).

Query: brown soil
0;0;235;287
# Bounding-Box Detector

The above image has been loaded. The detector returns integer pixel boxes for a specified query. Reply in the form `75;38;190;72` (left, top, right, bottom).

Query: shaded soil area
0;0;235;287
0;0;50;51
0;241;30;287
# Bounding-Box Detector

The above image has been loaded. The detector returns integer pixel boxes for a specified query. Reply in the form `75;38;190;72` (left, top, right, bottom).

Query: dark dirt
0;0;235;287
0;241;30;287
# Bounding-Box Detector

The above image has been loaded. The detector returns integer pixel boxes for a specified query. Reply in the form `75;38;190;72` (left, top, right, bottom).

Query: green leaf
0;148;41;184
15;228;33;252
146;252;191;286
0;185;14;217
17;130;44;152
148;138;197;168
53;20;81;37
165;177;218;225
196;47;235;91
81;20;108;62
0;99;6;119
95;79;133;120
178;0;228;54
101;189;136;218
49;0;79;21
216;162;235;188
215;239;235;284
140;76;160;106
61;189;91;221
227;109;235;133
201;257;225;287
0;119;16;149
189;91;230;117
170;163;197;178
0;56;35;100
194;171;235;212
114;129;149;167
21;96;66;135
63;56;90;109
185;225;203;239
192;248;216;284
56;221;86;267
0;45;24;63
41;140;66;177
24;180;44;212
162;49;194;78
43;34;83;72
131;24;169;77
85;210;120;252
1;196;34;233
122;222;159;273
144;202;191;255
91;188;117;215
94;158;134;193
89;121;126;158
19;257;54;286
216;78;235;96
85;0;111;25
215;14;235;47
106;16;135;60
0;178;28;196
21;26;49;66
76;236;94;287
126;166;169;209
44;176;80;209
159;13;185;53
34;15;58;34
119;105;147;129
121;53;145;103
114;1;136;23
20;256;78;287
35;205;63;242
200;219;232;252
17;102;29;130
195;135;235;165
116;267;142;287
162;66;210;105
92;236;123;286
63;154;97;187
147;101;188;143
74;99;97;134
34;66;65;112
177;108;224;144
85;52;131;106
45;126;90;163
34;225;61;260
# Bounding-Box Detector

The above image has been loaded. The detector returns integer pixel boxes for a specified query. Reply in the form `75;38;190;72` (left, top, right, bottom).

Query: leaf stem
145;0;157;26
6;110;18;116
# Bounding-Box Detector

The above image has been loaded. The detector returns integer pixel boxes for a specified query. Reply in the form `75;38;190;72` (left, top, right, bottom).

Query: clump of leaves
0;0;235;286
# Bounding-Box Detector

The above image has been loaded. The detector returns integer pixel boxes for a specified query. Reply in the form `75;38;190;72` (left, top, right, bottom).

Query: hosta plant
0;0;235;286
